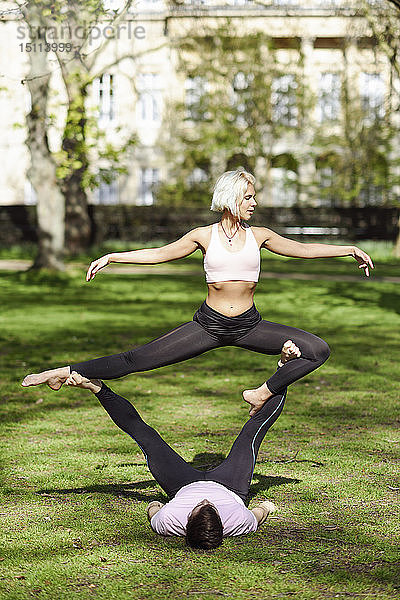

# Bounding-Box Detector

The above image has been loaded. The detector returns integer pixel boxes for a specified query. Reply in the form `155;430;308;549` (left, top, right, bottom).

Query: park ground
0;242;399;600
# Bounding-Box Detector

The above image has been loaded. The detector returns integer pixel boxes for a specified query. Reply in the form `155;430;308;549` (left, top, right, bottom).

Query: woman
22;169;373;415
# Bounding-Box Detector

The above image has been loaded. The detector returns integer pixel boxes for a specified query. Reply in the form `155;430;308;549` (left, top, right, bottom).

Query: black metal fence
0;204;398;247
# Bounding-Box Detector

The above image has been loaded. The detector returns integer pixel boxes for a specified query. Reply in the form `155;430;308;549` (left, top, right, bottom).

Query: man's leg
67;374;203;498
205;390;287;501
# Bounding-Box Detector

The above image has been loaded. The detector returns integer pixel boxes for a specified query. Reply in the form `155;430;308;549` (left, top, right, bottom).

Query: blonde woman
22;169;373;415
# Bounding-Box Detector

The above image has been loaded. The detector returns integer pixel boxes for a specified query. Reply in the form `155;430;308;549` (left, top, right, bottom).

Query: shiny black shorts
193;301;262;344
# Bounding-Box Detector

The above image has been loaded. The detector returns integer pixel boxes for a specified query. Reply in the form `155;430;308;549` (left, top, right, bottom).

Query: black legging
96;384;287;501
72;307;330;395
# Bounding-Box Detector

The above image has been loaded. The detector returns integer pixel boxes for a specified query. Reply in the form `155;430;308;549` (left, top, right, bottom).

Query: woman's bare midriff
206;281;257;316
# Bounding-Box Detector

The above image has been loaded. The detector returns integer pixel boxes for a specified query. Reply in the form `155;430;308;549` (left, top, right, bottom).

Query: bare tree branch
85;0;137;71
89;43;168;82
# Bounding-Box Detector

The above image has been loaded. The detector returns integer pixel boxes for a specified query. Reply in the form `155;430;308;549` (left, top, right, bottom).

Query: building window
271;74;298;127
233;71;253;92
94;181;119;205
318;72;340;122
231;71;253;125
188;167;208;185
319;166;333;189
93;74;115;122
138;168;159;205
359;183;384;205
185;76;208;120
232;71;250;126
137;74;163;124
316;165;335;205
360;72;385;121
270;167;297;206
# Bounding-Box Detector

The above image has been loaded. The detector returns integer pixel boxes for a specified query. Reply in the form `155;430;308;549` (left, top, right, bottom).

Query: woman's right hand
86;254;111;282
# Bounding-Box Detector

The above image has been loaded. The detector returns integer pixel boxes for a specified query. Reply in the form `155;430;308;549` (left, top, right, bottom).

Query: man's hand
147;500;164;521
251;500;277;526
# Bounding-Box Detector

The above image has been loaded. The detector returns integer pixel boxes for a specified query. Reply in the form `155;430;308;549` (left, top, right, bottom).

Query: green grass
0;258;399;599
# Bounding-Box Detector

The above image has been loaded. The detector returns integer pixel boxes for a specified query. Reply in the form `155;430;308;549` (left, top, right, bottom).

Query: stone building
0;0;398;208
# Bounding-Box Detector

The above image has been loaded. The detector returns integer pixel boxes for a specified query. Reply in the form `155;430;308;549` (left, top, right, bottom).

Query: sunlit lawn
0;251;399;599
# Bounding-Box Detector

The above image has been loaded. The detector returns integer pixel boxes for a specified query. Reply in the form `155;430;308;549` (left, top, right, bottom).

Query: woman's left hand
351;246;374;277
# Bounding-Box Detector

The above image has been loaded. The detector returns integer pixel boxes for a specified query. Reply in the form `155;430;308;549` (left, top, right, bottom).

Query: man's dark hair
186;505;223;550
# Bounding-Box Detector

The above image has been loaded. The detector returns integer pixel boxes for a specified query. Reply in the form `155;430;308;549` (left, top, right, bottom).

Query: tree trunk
23;9;65;271
60;61;92;255
62;86;91;255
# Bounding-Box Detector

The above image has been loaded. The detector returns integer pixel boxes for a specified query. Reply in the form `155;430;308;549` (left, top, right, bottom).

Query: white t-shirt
150;481;258;537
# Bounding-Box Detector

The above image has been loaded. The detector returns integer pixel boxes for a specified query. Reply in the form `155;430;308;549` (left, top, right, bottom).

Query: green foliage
23;0;137;196
158;25;311;206
56;99;137;191
312;83;399;206
159;17;400;209
27;0;107;23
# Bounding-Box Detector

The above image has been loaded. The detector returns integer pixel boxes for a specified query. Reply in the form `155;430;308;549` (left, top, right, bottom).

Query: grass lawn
0;251;399;600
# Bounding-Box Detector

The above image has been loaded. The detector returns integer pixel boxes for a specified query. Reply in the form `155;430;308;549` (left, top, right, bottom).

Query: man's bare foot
243;383;274;416
243;340;301;416
21;367;70;390
65;371;102;394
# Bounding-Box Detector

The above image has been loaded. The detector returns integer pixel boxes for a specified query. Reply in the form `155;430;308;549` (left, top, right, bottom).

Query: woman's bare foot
65;371;102;394
243;340;301;416
21;367;70;390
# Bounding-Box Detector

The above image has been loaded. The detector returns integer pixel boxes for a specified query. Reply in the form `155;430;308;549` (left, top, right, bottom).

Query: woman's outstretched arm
86;228;206;281
257;228;374;277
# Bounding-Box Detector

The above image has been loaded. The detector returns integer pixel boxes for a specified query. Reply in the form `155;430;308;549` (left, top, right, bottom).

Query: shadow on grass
38;478;168;503
249;474;301;498
37;473;299;504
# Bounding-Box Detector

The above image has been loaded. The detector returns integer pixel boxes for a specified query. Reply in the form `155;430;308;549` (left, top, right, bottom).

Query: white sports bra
204;223;260;283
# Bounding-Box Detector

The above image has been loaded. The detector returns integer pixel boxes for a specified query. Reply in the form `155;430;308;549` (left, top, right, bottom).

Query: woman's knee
313;338;330;365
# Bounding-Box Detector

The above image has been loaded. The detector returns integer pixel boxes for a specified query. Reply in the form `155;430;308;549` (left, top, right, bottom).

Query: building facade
0;0;398;208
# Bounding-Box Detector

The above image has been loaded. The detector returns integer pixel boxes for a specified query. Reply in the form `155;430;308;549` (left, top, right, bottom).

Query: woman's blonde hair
210;169;256;217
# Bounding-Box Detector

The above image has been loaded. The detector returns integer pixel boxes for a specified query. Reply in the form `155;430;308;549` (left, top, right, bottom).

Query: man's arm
147;501;164;521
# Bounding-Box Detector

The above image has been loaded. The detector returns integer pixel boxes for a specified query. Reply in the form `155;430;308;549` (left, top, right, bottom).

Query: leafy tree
9;0;142;266
157;26;310;206
357;0;400;255
312;45;399;208
159;14;400;252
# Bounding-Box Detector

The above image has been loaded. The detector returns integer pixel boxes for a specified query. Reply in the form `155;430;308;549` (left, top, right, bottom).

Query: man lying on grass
64;341;299;550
